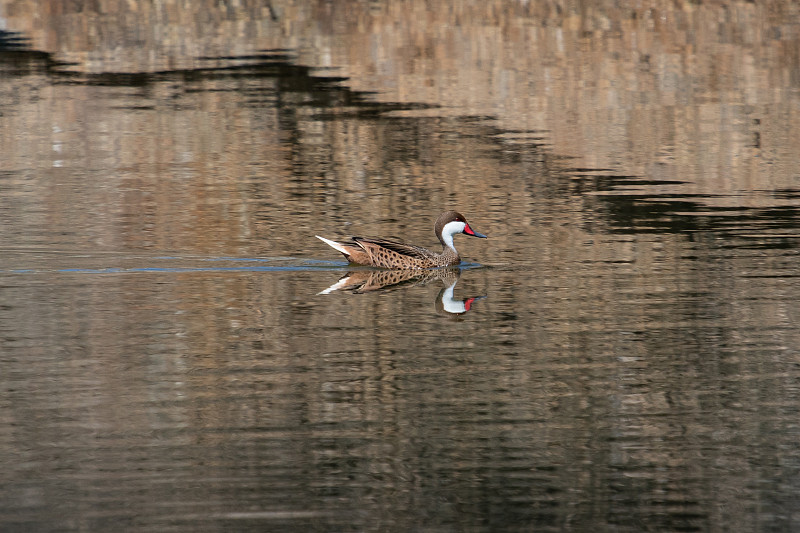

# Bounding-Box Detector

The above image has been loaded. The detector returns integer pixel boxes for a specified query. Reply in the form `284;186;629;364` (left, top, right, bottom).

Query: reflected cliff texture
2;1;800;531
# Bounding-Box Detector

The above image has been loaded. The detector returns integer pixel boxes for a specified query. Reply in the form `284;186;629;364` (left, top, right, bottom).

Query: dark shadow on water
0;29;76;73
0;27;437;121
46;51;440;119
574;174;800;248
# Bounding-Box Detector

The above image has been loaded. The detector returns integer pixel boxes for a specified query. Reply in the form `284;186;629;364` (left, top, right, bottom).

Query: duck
316;211;487;269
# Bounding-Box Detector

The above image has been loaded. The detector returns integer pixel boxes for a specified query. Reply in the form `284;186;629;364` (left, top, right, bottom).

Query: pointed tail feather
316;235;351;256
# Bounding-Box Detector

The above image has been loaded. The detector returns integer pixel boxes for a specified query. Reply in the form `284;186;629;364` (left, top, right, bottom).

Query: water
2;2;800;531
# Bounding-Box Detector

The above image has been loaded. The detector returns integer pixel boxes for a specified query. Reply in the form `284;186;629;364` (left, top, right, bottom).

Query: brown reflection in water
1;1;800;531
2;1;799;247
0;1;797;277
5;252;798;530
5;0;800;202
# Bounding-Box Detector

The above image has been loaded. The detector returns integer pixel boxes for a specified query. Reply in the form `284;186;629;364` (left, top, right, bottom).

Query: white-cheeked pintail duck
316;211;487;269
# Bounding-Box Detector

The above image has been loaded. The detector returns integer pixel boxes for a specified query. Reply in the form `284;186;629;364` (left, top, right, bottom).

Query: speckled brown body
341;237;460;268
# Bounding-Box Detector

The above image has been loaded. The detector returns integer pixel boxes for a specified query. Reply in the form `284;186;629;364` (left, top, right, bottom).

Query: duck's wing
353;236;435;259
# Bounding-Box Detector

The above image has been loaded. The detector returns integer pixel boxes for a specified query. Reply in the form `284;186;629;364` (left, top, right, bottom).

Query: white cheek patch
441;221;466;250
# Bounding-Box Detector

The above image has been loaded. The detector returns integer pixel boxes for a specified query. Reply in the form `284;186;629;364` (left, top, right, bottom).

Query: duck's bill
464;224;488;238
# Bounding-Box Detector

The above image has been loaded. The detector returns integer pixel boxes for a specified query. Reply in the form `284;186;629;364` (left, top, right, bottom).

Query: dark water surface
2;2;800;531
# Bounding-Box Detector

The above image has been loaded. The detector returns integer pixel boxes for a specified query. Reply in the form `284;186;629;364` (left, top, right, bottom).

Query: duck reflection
319;268;485;316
